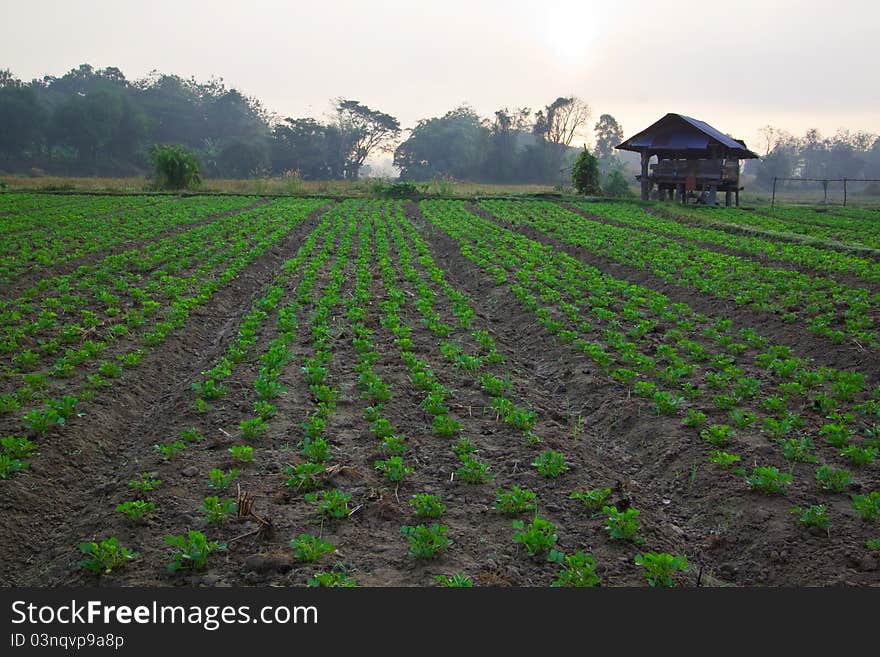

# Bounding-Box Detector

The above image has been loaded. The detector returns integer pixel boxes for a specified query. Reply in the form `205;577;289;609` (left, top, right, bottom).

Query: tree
543;97;591;148
572;148;601;195
394;106;488;181
594;114;624;160
0;74;47;160
603;169;633;197
150;144;200;190
334;99;400;179
271;118;345;179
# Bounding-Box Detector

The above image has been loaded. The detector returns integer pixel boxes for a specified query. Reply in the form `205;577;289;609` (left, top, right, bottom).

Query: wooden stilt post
771;177;777;208
709;184;717;205
640;151;650;201
725;191;732;207
844;178;848;207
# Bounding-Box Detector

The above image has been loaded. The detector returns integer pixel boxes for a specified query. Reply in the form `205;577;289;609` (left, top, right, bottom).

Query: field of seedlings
1;192;879;587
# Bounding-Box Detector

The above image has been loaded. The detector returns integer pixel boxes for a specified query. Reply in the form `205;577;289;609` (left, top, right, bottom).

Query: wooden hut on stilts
615;113;759;206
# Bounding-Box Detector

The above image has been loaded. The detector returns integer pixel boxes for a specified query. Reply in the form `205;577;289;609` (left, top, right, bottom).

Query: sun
530;2;607;67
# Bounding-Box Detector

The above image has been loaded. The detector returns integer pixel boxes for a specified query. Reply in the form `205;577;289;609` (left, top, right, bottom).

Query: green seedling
79;537;137;575
291;534;336;563
166;531;225;572
401;524;450;558
493;486;538;515
547;550;601;587
409;493;446;518
202;496;236;523
115;500;155;522
634;553;688;587
512;515;558;556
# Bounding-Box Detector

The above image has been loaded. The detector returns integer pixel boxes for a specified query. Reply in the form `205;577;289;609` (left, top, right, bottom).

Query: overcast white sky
2;0;878;151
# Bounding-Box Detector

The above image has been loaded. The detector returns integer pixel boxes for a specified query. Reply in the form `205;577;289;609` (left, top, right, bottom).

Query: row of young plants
420;200;880;550
77;202;359;583
373;201;691;586
0;200;330;480
0;194;257;282
664;204;880;252
572;201;880;285
482;200;879;349
0;192;88;218
1;199;327;401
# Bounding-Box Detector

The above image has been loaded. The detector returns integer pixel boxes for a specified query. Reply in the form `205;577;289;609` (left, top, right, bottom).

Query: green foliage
602;506;643;543
128;472;162;494
781;437;818;463
150;144;201;190
709;450;741;468
1;435;38;460
291;534;336;562
307;569;356;587
548;550;601;587
401;523;451;558
79;537;137;575
840;444;878;466
570;487;611;513
409;493;446;518
455;455;493;484
305;488;352;519
165;530;225;572
434;573;473;587
300;437;330;462
789;504;830;530
153;440;186;460
603;169;634;198
700;424;733;447
228;445;255;462
0;453;27;478
571;149;601;195
532;450;568;478
284;462;326;491
815;465;851;493
682;409;707;428
208;467;240;490
493;486;538;515
115;499;155;522
375;456;413;482
451;436;476;459
512;515;558;556
202;496;236;523
851;491;880;521
634;553;689;587
745;466;793;494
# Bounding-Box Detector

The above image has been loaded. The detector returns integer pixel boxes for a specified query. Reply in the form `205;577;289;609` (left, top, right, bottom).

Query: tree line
0;64;630;184
4;64;875;187
747;126;880;188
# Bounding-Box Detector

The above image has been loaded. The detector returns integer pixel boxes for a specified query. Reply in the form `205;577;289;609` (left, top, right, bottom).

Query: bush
571;149;601;195
603;169;634;198
150;144;201;190
370;179;423;198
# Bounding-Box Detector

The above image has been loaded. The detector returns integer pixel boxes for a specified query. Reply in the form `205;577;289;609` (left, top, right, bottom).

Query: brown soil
0;200;877;588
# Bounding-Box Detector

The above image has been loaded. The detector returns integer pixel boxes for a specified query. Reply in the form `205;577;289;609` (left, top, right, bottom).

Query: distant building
616;113;759;206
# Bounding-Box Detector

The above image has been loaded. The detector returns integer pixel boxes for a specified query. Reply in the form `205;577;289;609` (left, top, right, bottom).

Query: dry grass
0;174;560;198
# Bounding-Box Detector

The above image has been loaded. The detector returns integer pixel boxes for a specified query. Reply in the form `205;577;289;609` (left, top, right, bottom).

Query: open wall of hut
615;113;759;206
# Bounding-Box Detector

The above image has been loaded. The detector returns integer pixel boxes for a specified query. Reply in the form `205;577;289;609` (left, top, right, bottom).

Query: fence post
771;177;777;208
843;178;847;207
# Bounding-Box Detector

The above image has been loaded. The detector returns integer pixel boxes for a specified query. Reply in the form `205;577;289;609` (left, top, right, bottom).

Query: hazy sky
3;0;878;152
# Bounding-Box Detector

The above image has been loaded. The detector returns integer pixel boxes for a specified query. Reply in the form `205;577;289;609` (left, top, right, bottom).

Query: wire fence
770;177;880;208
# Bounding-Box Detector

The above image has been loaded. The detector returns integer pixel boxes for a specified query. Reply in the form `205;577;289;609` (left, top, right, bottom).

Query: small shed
615;113;759;206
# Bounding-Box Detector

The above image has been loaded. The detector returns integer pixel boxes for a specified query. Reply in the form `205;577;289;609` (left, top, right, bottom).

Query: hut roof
616;113;759;159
